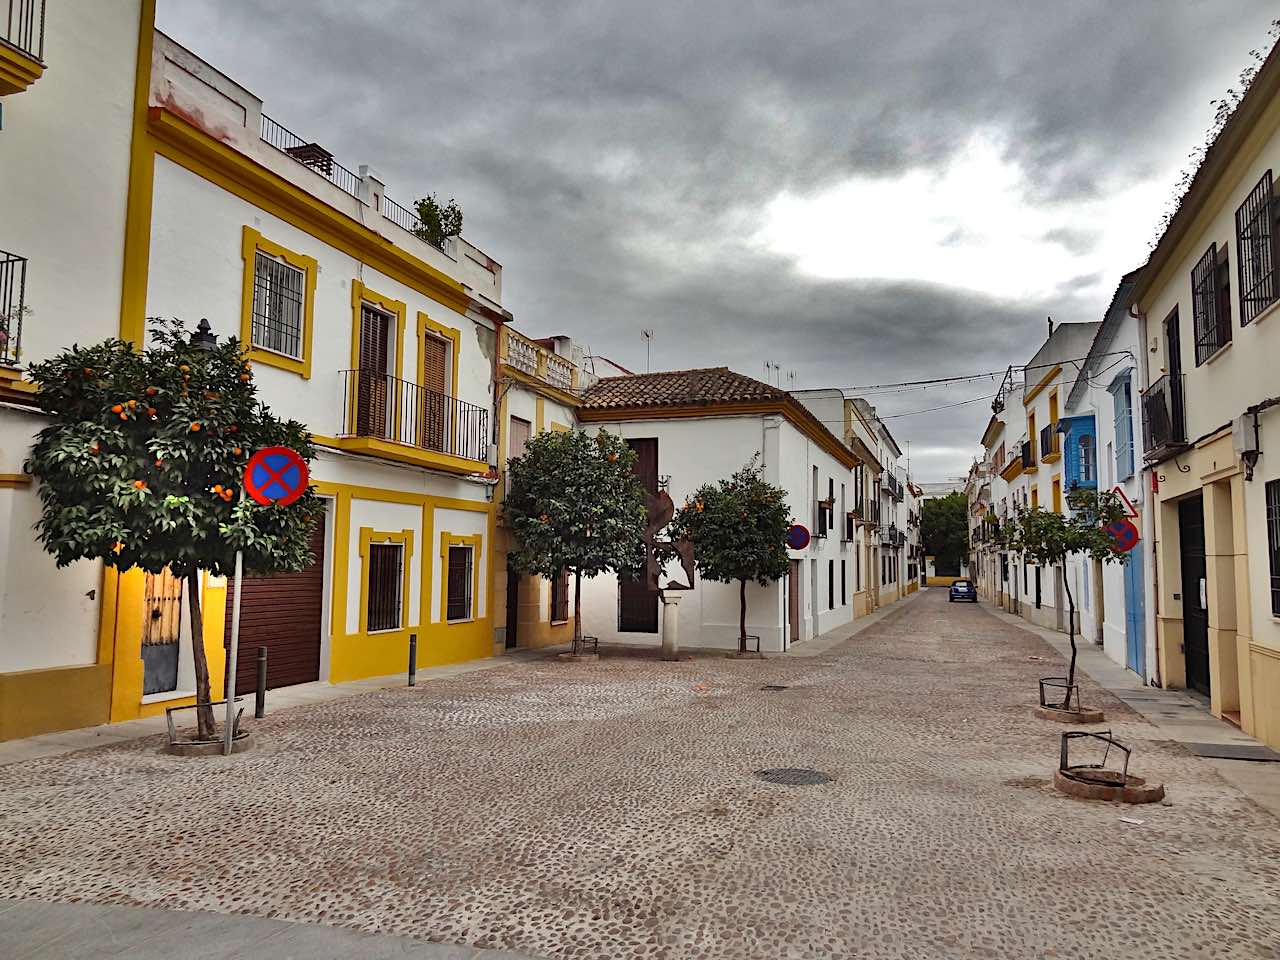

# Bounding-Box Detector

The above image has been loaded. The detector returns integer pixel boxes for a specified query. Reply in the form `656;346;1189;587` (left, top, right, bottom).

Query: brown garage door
226;518;326;695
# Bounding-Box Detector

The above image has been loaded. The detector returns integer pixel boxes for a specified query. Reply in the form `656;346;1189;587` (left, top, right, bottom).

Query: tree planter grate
755;768;833;786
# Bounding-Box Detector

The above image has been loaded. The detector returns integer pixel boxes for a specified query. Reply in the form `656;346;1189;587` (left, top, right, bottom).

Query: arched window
1078;434;1096;484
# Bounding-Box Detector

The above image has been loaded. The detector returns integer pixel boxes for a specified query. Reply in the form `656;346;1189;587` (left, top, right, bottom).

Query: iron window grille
1236;170;1279;326
0;250;27;366
447;544;474;621
252;252;305;360
366;543;404;632
1267;479;1280;617
1191;242;1232;364
1141;374;1187;460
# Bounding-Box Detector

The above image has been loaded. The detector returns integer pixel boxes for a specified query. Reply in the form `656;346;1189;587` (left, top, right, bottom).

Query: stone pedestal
660;594;681;661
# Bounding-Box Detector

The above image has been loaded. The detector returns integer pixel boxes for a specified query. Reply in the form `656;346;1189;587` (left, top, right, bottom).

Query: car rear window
953;580;973;587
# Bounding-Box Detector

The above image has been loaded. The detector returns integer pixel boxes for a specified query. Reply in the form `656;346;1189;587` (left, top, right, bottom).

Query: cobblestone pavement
3;589;1279;959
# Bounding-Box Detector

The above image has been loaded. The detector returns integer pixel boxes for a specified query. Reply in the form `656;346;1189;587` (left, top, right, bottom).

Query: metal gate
142;568;183;695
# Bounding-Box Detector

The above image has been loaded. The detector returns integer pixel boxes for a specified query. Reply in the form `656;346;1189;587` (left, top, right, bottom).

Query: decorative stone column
660;594;680;662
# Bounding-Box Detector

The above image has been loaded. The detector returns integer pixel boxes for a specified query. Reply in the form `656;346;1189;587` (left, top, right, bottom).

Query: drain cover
761;684;789;691
755;767;834;786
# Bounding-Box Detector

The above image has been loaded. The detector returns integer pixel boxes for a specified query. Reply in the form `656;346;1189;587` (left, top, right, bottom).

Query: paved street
3;589;1279;959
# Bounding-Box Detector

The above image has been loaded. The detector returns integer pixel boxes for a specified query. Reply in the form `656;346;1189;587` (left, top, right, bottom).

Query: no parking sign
244;446;309;506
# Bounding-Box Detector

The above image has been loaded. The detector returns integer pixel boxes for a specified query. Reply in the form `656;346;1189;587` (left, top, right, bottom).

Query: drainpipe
1131;303;1161;688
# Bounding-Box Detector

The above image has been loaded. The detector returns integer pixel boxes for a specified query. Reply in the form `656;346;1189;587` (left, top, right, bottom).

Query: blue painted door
1124;547;1146;677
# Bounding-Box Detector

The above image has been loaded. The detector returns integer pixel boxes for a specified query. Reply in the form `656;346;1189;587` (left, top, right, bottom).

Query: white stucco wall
0;3;143;674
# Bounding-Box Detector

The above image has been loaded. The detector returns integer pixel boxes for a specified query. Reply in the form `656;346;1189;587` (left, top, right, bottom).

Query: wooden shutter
422;334;448;450
357;306;390;438
509;417;532;460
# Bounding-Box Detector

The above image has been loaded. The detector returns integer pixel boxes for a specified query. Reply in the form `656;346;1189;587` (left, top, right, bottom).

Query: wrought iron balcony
338;369;489;463
0;250;26;366
1142;373;1187;462
1021;438;1036;471
1039;423;1060;461
3;0;44;62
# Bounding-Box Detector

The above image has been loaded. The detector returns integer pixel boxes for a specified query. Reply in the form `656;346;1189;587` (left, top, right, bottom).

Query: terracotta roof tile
581;367;788;410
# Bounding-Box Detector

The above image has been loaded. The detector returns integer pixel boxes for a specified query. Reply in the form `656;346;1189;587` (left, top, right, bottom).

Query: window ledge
1201;340;1234;367
141;689;197;705
1247;298;1280;328
445;617;477;626
550;619;570;627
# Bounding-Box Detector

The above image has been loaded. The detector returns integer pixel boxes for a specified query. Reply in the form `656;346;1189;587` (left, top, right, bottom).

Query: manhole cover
755;768;834;786
761;684;789;691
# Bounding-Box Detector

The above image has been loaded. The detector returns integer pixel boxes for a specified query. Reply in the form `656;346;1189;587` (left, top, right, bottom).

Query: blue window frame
1110;374;1135;481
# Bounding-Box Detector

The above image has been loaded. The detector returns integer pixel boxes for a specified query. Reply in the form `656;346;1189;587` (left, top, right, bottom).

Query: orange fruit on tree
147;407;157;417
189;422;201;432
126;399;137;408
119;413;129;421
179;364;190;373
233;446;242;456
133;480;147;490
111;404;123;413
146;387;158;397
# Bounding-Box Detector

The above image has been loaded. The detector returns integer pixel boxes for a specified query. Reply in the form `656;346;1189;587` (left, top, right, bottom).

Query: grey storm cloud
158;0;1277;480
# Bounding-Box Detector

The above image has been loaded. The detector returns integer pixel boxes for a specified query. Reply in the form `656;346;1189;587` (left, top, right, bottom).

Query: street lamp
189;318;217;352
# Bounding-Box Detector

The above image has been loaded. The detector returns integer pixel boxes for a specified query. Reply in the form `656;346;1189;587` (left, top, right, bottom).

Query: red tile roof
579;367;858;468
581;367;788;410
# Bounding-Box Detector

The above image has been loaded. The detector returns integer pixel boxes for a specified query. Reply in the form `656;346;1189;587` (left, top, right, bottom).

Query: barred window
447;544;474;621
1267;479;1280;617
550;568;569;623
1235;170;1278;326
1191;243;1232;365
366;543;404;632
252;252;305;359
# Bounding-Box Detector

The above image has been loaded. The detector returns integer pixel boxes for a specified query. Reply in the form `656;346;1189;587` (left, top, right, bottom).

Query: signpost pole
224;547;243;756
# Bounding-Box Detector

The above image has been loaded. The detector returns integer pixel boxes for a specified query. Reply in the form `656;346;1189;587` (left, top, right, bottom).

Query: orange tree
670;458;790;653
504;429;647;646
24;319;320;738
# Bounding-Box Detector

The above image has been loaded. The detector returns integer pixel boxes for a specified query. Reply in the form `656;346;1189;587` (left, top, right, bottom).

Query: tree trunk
186;571;216;739
573;568;583;647
1062;563;1077;711
739;578;747;654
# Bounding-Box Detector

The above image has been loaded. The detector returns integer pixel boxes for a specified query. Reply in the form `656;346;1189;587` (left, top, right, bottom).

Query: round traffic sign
244;446;310;507
786;524;811;550
1105;517;1140;553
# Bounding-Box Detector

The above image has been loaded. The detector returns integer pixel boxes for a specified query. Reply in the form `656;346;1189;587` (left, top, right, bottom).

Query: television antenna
642;329;654;372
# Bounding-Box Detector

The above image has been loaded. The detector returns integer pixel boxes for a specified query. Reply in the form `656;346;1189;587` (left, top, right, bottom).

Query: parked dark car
949;579;977;603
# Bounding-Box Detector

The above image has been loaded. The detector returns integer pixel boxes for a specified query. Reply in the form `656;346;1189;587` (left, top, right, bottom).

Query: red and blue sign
1105;517;1140;554
786;524;811;550
244;446;310;507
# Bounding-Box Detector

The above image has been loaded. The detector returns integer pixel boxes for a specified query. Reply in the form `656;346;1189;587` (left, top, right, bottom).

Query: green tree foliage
670;457;790;653
504;429;648;644
999;489;1130;707
412;193;463;249
24;319;321;737
921;491;969;575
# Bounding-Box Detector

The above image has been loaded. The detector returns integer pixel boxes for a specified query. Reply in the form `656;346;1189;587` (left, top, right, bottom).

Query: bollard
254;646;267;719
408;633;417;686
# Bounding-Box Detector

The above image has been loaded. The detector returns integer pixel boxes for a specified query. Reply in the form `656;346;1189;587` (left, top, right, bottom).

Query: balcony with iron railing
500;326;579;394
1142;373;1188;462
0;250;26;366
337;369;489;466
1039;423;1061;463
0;1;44;95
1020;438;1037;472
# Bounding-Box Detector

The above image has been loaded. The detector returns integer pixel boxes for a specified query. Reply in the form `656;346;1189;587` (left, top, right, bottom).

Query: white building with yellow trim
0;3;513;739
1128;39;1280;750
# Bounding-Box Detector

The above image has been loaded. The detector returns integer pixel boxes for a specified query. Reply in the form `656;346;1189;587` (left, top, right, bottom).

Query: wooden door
142;568;183;695
1124;546;1146;677
618;438;659;632
421;333;447;450
505;561;520;650
227;517;327;694
356;305;391;438
1179;496;1210;696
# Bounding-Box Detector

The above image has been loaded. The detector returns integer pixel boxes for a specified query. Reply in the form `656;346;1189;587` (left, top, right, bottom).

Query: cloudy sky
159;1;1276;481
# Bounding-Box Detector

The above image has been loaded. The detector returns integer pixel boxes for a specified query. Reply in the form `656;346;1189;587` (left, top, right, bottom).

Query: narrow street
2;589;1278;960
